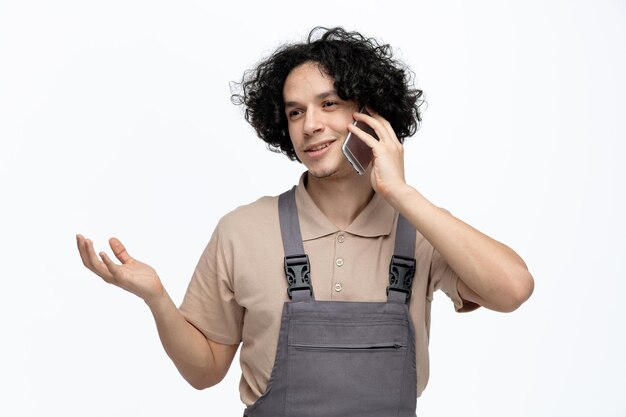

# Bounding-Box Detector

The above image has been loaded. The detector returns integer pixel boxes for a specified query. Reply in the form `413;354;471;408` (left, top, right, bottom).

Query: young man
77;27;533;416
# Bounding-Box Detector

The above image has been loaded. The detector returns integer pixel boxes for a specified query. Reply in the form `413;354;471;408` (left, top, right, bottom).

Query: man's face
283;62;360;179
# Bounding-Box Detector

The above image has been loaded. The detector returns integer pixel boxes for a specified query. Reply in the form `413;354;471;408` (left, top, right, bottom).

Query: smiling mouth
305;140;335;153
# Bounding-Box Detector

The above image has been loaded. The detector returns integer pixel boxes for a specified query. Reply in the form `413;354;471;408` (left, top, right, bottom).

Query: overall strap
278;187;313;302
386;214;417;305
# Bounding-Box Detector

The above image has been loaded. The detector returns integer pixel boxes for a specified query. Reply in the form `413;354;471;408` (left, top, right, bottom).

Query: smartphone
342;111;379;175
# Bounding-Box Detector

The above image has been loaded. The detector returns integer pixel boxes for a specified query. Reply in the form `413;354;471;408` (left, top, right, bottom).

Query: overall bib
244;188;418;417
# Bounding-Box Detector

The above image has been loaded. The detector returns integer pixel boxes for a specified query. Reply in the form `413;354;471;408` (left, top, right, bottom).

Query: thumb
109;237;133;264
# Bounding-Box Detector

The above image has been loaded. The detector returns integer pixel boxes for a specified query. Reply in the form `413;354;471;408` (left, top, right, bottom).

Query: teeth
309;143;330;151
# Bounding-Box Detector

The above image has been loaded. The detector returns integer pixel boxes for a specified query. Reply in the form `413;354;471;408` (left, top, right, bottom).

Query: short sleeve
429;248;480;313
179;222;244;345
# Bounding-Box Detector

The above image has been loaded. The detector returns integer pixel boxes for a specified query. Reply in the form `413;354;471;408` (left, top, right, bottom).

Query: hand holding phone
341;110;379;175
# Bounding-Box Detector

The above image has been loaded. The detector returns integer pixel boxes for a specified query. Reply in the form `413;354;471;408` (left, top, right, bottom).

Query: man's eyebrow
284;90;339;108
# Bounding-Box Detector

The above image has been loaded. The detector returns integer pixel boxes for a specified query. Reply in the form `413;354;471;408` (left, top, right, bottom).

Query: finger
364;107;400;144
352;112;391;144
76;234;91;268
77;235;99;271
84;238;114;281
109;237;132;264
379;118;397;143
364;106;379;120
347;123;379;149
99;251;123;281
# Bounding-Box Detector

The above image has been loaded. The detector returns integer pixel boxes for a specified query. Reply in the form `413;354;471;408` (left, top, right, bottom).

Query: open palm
76;235;164;304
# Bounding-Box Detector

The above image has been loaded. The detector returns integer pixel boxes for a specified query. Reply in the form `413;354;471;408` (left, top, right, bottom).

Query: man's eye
323;101;337;108
289;109;302;117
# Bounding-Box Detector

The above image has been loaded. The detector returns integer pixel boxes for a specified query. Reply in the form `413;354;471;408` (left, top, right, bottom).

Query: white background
1;0;625;416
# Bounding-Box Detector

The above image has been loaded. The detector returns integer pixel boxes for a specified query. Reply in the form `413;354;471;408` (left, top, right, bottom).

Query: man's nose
303;108;324;136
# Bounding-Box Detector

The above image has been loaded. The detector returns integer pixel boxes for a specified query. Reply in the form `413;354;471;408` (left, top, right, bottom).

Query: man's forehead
283;62;336;100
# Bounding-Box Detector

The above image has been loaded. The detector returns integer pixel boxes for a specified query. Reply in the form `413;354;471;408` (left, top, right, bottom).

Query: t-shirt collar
294;172;396;241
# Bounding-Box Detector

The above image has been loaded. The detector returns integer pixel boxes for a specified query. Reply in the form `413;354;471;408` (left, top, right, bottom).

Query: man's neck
304;169;374;230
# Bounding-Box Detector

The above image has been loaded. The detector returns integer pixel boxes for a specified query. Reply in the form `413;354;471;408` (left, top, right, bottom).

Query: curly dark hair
230;26;424;161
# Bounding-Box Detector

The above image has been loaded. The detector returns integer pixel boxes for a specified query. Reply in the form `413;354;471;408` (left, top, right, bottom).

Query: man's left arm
350;111;534;313
390;186;533;312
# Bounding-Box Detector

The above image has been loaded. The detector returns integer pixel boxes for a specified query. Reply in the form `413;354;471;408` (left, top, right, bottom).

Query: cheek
286;124;298;144
341;105;359;128
286;125;303;157
334;114;355;134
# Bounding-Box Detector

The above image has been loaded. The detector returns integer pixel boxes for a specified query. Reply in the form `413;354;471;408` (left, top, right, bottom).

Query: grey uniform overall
244;188;418;417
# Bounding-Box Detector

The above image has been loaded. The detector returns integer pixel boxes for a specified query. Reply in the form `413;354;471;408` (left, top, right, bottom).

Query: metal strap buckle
386;255;416;303
284;254;312;298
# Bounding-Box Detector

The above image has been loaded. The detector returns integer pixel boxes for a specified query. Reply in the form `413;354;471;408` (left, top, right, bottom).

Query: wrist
145;286;169;312
382;182;417;210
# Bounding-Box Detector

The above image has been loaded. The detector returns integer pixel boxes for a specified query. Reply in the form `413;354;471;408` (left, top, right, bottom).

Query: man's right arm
147;290;238;389
76;234;237;389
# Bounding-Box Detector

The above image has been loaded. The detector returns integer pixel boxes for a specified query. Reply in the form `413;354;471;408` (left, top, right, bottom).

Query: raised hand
76;234;164;306
347;109;408;199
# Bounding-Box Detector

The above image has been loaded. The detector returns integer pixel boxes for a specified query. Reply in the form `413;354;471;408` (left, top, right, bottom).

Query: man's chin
307;164;356;181
307;168;338;180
